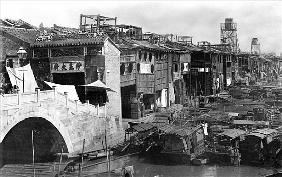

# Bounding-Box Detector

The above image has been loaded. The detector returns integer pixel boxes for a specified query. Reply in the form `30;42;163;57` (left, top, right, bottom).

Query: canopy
6;64;38;93
44;81;80;101
80;80;115;92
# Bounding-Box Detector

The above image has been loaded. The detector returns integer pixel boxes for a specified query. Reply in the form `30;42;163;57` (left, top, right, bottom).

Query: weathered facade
30;34;122;119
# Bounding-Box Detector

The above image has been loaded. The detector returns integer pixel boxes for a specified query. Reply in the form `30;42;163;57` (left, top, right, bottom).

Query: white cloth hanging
6;64;38;93
44;81;80;101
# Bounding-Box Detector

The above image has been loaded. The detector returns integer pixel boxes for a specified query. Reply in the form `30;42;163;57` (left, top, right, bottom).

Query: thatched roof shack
240;128;279;163
159;124;205;156
217;128;246;147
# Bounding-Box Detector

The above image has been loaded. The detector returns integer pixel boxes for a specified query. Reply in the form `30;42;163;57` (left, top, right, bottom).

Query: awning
80;80;115;92
44;81;80;101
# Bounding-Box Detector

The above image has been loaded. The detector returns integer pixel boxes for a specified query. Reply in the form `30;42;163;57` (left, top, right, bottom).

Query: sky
1;0;281;55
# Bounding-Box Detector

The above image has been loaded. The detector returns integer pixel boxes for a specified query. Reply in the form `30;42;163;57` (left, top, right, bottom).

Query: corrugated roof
219;129;246;139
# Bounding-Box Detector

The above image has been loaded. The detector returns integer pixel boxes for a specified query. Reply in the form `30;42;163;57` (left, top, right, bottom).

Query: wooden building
117;39;171;119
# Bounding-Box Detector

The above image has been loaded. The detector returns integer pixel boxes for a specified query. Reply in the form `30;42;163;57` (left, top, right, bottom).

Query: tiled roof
117;39;169;51
31;36;105;47
0;26;39;44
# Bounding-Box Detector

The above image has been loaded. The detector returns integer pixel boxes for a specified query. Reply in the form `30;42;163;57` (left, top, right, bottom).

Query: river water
1;151;282;177
123;156;282;177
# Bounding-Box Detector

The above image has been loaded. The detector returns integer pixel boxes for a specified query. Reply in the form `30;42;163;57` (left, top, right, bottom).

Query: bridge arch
1;107;74;160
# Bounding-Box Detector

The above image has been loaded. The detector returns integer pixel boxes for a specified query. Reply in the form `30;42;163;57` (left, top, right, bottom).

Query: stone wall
104;38;122;125
0;90;124;156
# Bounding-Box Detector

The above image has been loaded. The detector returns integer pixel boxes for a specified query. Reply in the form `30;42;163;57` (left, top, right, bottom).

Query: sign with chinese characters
51;61;84;73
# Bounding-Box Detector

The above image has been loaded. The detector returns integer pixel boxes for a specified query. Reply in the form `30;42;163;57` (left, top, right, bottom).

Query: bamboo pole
78;139;85;177
32;130;35;177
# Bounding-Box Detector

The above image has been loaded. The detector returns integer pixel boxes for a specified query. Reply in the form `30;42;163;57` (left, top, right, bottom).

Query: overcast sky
1;0;281;55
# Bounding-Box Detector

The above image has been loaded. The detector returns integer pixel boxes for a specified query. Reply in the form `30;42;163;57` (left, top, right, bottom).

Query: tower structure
220;18;239;53
251;38;260;55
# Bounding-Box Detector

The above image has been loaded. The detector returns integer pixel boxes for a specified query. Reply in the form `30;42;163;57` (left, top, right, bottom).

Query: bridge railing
1;87;106;116
55;91;105;116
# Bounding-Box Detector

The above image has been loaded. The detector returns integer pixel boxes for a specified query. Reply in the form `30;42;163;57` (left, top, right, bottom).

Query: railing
0;87;106;116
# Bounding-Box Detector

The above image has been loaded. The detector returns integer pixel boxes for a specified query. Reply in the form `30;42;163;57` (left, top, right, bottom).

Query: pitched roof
31;36;105;47
116;39;169;52
0;26;39;44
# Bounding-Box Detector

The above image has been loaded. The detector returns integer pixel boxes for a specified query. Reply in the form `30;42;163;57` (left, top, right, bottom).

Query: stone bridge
0;88;123;165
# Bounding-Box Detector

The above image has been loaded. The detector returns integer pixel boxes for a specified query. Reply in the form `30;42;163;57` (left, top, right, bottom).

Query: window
151;64;154;73
144;52;147;61
149;53;152;62
155;53;159;60
120;63;125;75
174;63;179;72
138;51;142;60
128;63;133;73
137;63;140;73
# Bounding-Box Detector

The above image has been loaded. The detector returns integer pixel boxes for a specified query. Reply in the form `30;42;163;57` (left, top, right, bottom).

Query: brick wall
104;38;122;123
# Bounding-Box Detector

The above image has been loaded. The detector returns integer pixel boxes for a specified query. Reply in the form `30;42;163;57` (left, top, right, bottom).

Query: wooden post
86;100;90;113
78;139;85;177
97;104;100;115
64;92;68;107
58;147;63;175
35;87;40;103
52;86;56;101
105;122;111;177
75;100;78;112
17;89;20;105
32;130;35;177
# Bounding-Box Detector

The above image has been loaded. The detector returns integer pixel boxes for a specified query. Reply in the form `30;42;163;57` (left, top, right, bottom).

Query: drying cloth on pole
80;80;115;92
44;81;80;101
6;64;38;93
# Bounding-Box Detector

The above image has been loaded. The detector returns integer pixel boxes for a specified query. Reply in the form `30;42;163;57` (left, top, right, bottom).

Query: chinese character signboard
51;61;84;73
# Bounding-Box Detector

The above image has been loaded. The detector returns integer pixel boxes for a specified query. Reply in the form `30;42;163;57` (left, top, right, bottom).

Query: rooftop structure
220;18;239;53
